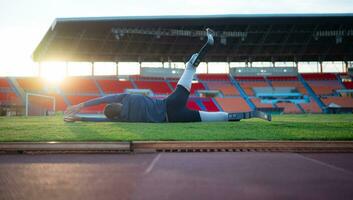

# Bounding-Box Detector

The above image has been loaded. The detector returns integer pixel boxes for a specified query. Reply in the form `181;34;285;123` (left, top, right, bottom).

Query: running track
1;153;353;200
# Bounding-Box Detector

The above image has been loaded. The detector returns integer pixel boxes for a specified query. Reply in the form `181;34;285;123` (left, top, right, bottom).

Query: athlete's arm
64;94;128;116
64;115;113;122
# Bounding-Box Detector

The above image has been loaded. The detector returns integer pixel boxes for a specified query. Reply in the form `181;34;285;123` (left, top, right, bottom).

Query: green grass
0;114;352;142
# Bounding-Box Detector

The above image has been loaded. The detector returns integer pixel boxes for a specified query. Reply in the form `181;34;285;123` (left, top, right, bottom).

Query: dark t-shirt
120;94;167;122
83;94;167;123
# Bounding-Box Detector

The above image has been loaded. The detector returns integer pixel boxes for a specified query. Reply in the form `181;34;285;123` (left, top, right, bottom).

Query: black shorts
166;85;201;122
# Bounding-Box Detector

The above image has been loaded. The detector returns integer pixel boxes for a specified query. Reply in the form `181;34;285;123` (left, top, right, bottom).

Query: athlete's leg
166;54;198;111
199;110;271;122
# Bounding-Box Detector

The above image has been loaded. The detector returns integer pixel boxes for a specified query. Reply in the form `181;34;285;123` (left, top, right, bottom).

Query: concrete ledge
132;141;353;153
1;141;353;154
0;142;131;153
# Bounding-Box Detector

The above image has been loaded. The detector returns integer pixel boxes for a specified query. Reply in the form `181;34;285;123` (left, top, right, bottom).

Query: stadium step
297;74;326;113
7;77;25;104
229;75;256;110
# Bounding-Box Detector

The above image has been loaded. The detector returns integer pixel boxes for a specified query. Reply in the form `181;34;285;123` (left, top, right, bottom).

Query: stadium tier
198;74;240;96
268;76;308;95
0;73;352;115
60;78;100;94
97;79;134;94
235;76;270;96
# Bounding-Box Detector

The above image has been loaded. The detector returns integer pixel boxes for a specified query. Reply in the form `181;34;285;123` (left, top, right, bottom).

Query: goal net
25;93;56;116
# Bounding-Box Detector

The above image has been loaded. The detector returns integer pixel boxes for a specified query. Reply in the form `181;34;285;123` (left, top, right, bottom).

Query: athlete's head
104;103;123;120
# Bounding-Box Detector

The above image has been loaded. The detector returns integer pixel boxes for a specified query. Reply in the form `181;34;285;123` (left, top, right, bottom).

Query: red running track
0;152;353;200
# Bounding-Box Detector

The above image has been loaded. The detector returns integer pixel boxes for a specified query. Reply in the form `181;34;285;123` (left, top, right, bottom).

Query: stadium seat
321;96;353;108
187;100;201;110
197;74;230;81
268;76;308;94
235;76;269;96
215;97;252;112
343;81;353;89
97;79;134;94
250;98;273;108
60;78;99;94
202;98;219;112
0;78;10;88
66;95;105;113
16;78;45;92
299;98;322;113
306;80;342;96
206;82;239;96
276;102;302;114
134;81;172;95
301;73;337;80
169;82;205;95
0;92;21;105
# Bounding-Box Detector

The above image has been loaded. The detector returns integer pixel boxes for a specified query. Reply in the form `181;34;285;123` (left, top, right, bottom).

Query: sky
0;0;352;77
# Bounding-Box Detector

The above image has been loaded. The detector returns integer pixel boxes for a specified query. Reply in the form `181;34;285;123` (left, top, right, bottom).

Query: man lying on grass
64;54;271;123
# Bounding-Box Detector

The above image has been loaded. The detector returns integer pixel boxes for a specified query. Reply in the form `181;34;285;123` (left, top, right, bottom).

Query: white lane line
144;153;161;175
294;153;353;176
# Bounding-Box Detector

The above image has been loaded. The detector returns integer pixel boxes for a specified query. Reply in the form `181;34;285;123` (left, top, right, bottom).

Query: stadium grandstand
1;14;353;116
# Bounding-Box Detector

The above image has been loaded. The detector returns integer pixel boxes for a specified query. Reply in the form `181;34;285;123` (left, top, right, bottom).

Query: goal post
25;93;56;116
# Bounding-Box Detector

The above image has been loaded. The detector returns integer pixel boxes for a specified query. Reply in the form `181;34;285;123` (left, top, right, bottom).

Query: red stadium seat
206;82;239;96
0;92;21;105
169;82;205;95
187;100;201;110
251;98;273;108
301;73;337;80
97;79;134;94
300;98;322;113
197;74;230;81
202;99;219;112
134;81;172;95
343;82;353;89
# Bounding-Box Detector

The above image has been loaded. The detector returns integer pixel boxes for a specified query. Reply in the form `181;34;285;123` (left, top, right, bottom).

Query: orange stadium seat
299;98;322;113
235;76;269;96
206;82;239;96
0;78;10;88
306;80;342;96
16;78;45;92
321;96;353;107
215;97;251;112
60;78;99;94
97;79;134;94
276;102;302;114
250;98;273;108
134;81;172;95
66;95;105;113
268;76;308;94
0;92;21;105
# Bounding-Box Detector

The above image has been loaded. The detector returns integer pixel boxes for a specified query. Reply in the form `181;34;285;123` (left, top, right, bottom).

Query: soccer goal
25;93;56;116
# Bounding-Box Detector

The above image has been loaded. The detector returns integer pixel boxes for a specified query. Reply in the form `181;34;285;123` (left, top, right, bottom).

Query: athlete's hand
64;114;81;123
64;103;83;116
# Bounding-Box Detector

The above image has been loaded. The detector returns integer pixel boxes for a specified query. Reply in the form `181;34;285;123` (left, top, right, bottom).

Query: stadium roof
33;13;353;62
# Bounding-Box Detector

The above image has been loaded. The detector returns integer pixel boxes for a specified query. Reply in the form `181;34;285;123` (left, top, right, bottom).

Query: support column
206;62;209;74
65;62;69;77
319;61;323;73
91;62;94;76
344;61;348;73
116;62;119;77
38;62;42;77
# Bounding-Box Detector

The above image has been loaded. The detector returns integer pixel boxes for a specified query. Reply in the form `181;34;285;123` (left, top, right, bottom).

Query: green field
0;114;352;142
